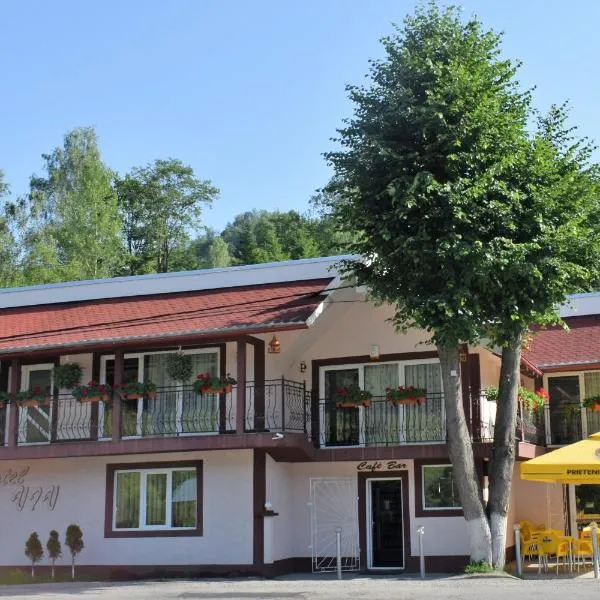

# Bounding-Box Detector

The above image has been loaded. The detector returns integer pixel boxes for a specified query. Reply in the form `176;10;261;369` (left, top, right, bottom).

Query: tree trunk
31;562;34;578
71;556;75;580
52;560;55;579
437;344;492;563
488;332;523;569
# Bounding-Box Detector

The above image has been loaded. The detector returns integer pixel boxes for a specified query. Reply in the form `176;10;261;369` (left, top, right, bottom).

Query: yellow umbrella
521;432;600;484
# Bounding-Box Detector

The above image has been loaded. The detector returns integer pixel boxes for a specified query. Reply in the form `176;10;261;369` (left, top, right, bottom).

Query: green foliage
115;159;218;274
464;560;494;574
65;524;84;557
24;532;44;565
165;352;194;383
54;363;82;390
46;530;62;561
9;128;124;284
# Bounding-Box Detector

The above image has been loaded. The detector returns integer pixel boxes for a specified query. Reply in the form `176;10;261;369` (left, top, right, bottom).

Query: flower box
15;387;51;409
116;381;157;400
386;386;427;405
333;387;372;408
193;373;236;395
336;399;372;408
79;394;111;404
73;381;112;404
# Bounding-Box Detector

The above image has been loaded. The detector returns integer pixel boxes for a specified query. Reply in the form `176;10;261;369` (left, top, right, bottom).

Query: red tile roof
0;279;333;355
524;316;600;370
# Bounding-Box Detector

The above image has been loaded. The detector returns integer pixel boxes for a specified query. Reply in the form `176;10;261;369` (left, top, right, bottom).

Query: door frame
358;470;410;571
19;363;55;445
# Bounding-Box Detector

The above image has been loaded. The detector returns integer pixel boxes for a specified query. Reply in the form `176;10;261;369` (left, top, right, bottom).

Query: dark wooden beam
253;449;266;568
236;341;247;434
7;359;20;448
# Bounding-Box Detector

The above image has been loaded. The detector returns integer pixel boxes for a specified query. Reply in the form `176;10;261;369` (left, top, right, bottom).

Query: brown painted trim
358;470;411;569
541;363;600;373
253;449;266;567
104;459;203;538
414;459;463;518
0;431;316;461
0;324;307;361
0;362;7;446
313;351;438;373
248;338;266;432
7;359;20;448
90;353;101;441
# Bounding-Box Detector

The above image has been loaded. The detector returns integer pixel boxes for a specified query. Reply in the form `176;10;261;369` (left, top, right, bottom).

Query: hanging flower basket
53;362;83;390
333;387;372;408
72;382;112;404
386;386;427;406
585;396;600;413
193;373;236;395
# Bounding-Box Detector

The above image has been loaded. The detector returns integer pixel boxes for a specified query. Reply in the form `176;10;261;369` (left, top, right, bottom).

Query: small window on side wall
422;465;461;510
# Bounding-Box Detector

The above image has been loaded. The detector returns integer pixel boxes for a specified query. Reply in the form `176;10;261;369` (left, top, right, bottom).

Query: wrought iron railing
315;392;446;447
7;379;311;445
477;391;546;446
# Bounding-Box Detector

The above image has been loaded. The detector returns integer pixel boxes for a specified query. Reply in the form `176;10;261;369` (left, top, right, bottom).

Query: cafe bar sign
357;461;407;472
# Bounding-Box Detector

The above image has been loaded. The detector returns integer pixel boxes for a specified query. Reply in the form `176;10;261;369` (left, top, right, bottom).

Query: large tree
0;171;19;288
116;159;218;274
320;3;600;566
8;127;123;283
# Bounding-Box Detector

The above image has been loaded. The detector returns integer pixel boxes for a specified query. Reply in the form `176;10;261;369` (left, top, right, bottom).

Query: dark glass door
324;369;360;446
548;376;581;444
371;480;404;567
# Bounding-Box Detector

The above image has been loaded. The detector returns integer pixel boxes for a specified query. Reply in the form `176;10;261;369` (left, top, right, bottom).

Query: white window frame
99;348;221;438
421;464;461;511
318;358;442;448
112;466;197;532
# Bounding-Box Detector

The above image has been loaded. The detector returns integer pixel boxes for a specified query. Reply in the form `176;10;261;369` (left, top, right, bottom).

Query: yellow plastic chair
573;539;594;571
521;538;544;573
540;533;571;574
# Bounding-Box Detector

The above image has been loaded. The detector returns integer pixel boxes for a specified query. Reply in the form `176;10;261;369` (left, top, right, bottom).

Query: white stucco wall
0;449;253;567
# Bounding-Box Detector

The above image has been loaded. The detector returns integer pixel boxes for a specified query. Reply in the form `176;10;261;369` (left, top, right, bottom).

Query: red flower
537;388;549;400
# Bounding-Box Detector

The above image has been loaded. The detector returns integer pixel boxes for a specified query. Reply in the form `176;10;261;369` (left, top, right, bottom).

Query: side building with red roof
0;256;566;577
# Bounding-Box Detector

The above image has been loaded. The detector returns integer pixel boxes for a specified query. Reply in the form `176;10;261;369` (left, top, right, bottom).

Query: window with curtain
364;363;399;446
113;467;197;530
182;352;219;433
405;363;444;442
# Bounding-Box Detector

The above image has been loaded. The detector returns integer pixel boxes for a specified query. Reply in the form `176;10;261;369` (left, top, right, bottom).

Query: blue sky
1;0;599;232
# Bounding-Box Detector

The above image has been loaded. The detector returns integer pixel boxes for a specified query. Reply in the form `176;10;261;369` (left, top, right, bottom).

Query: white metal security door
309;478;360;572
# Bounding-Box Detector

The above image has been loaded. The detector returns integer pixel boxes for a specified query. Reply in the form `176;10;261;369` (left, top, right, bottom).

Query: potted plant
165;351;194;383
484;386;549;411
333;386;373;408
193;373;237;395
53;362;82;390
0;391;11;409
72;381;112;403
15;387;51;409
118;381;157;400
386;385;427;406
585;396;600;413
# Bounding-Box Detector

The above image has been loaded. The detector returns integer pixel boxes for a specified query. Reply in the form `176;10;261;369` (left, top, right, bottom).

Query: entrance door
324;369;360;446
20;364;54;444
369;479;404;568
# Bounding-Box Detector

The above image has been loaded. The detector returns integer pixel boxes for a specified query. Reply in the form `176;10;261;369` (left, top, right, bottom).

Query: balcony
3;379;310;446
315;392;446;447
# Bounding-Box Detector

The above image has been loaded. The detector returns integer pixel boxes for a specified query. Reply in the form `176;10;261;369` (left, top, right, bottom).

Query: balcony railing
315;392;446;448
4;379;310;446
477;391;546;446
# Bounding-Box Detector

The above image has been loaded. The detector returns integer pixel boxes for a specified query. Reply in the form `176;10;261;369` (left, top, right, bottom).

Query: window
105;461;202;538
422;465;461;510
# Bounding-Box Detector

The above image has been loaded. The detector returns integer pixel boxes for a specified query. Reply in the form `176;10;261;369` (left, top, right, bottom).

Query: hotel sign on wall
0;466;60;512
357;461;407;472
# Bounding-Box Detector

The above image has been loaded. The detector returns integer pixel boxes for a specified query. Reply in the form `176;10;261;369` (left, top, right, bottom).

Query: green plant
585;396;600;409
53;363;82;390
46;530;61;579
0;391;11;405
165;352;194;383
333;386;373;405
24;532;43;578
65;524;84;580
464;560;494;574
193;373;237;395
16;387;50;405
484;386;548;411
118;381;157;397
72;381;112;402
484;386;499;402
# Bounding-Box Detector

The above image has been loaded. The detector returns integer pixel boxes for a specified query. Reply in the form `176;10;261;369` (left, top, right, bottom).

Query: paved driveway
1;575;600;600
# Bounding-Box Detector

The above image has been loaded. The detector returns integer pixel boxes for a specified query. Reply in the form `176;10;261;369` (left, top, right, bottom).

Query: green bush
464;560;494;574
